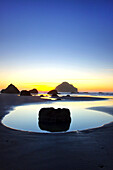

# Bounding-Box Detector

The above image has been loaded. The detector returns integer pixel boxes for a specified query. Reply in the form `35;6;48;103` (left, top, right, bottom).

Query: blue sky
0;0;113;91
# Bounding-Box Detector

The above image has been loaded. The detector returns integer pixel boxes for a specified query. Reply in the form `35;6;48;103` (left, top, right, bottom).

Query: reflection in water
39;121;71;132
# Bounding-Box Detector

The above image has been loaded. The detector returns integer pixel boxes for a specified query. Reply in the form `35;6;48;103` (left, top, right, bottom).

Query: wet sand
0;94;113;170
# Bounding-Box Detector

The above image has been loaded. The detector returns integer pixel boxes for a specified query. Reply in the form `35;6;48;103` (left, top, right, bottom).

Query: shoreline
0;94;113;170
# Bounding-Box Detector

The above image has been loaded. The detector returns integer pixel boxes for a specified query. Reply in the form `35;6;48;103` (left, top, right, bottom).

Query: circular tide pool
2;101;113;133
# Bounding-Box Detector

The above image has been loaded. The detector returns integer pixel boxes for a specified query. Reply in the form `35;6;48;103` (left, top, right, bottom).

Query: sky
0;0;113;92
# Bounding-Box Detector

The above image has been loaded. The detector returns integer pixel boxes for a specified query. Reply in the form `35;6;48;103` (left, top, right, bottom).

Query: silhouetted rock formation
40;94;44;97
39;107;71;123
51;93;59;97
1;84;20;94
20;90;31;96
38;107;71;132
47;90;58;95
55;82;78;93
66;95;70;97
29;89;38;93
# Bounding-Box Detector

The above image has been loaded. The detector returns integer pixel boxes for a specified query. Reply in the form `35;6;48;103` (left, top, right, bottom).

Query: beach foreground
0;94;113;170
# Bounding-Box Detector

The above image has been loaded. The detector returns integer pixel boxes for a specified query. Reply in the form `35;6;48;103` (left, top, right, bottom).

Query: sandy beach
0;94;113;170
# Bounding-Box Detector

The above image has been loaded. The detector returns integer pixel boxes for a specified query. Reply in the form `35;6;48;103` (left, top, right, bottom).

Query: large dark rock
39;107;71;123
55;82;78;93
39;121;70;132
20;90;31;96
38;107;71;132
29;88;38;94
1;84;20;94
47;90;58;95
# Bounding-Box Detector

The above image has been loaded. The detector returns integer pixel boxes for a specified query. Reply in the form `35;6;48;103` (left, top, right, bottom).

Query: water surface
2;99;113;133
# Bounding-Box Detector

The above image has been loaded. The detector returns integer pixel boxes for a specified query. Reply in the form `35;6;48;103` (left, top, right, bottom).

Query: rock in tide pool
39;107;71;123
38;107;71;132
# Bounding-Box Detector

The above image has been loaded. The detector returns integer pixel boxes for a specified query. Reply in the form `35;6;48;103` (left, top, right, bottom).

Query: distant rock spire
55;82;78;93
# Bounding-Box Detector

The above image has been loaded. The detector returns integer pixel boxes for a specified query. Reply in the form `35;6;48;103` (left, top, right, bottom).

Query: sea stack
55;82;78;93
20;90;31;96
29;88;38;94
1;84;20;94
47;90;58;95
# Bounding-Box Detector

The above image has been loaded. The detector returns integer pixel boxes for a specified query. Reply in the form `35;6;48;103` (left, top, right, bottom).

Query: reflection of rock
55;82;78;93
39;121;70;132
20;90;31;96
1;84;20;94
47;90;58;95
38;107;71;132
29;89;38;93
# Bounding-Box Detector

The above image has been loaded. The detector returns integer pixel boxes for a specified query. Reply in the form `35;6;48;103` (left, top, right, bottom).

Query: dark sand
0;94;113;170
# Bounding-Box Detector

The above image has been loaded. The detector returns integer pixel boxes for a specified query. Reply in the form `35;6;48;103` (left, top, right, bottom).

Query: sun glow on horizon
0;79;113;93
0;66;113;92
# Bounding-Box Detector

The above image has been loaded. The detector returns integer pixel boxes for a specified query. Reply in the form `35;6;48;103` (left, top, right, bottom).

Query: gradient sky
0;0;113;92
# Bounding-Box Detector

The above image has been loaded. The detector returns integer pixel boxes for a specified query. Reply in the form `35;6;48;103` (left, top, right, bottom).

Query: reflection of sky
0;0;113;91
2;99;113;133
